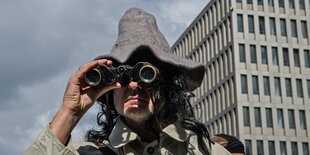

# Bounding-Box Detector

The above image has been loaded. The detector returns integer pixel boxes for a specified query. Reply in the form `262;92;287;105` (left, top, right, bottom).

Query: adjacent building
172;0;310;154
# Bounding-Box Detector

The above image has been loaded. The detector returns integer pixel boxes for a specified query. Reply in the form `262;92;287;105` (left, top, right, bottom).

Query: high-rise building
172;0;310;154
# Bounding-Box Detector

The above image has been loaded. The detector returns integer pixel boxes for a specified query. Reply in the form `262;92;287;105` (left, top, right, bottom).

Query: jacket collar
108;118;191;148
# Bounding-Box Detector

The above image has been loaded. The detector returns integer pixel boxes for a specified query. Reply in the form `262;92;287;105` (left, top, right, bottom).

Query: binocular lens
85;69;101;86
139;66;157;83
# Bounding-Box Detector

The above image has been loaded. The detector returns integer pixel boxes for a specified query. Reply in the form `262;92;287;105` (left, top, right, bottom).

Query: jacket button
147;147;154;154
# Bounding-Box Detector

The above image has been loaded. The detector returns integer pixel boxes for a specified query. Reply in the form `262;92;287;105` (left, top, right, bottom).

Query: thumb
94;82;121;99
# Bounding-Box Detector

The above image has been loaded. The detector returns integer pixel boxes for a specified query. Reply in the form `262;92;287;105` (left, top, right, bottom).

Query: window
289;0;295;8
252;76;259;95
274;77;281;96
301;21;308;38
245;140;252;155
291;20;297;37
239;44;246;62
243;107;250;126
283;48;290;66
304;50;310;68
241;75;248;94
302;143;309;155
299;110;307;129
257;140;264;155
308;80;310;98
237;14;244;32
279;0;285;7
247;0;253;4
248;15;255;33
266;108;273;127
255;107;262;127
272;47;279;65
285;78;292;97
259;16;265;34
280;19;287;36
250;45;257;63
268;141;275;155
270;17;276;35
288;109;296;129
294;49;300;67
277;109;284;128
296;79;303;97
299;0;305;9
291;142;298;155
268;0;274;6
258;0;264;5
261;46;268;64
236;0;242;3
264;77;270;95
280;141;287;155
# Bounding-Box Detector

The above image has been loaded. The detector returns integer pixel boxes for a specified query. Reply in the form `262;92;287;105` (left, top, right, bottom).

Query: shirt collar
108;119;191;148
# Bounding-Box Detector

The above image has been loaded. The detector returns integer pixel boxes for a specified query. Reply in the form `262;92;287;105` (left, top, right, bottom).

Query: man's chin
124;110;153;122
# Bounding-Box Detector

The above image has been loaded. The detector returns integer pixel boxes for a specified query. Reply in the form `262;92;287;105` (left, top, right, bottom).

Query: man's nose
128;81;142;90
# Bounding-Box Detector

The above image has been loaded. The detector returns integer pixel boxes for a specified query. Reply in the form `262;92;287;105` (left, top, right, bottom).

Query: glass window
280;19;287;36
299;110;307;129
255;107;262;127
237;0;242;3
283;48;290;66
243;107;250;126
237;14;244;32
280;141;287;155
285;78;292;97
245;140;252;155
277;109;284;128
241;75;248;94
289;0;295;8
250;45;257;63
268;0;274;6
299;0;305;9
302;143;309;155
291;20;297;37
304;50;310;68
279;0;285;7
264;77;270;95
266;108;273;127
247;0;253;4
270;17;276;35
258;0;264;5
268;141;275;155
257;140;264;155
259;16;265;34
308;80;310;98
248;15;255;33
288;109;296;129
252;76;259;95
291;142;298;155
274;77;281;96
296;79;303;97
302;21;308;38
239;44;246;62
261;46;268;64
272;47;279;65
294;49;300;67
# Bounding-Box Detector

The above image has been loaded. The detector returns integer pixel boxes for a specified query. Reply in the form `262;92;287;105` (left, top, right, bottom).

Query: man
211;134;245;155
25;8;231;155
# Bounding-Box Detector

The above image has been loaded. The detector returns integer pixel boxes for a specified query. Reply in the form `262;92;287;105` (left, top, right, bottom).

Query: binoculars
85;62;159;86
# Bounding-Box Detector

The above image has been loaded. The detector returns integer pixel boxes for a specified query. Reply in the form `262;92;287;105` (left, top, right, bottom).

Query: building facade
172;0;310;154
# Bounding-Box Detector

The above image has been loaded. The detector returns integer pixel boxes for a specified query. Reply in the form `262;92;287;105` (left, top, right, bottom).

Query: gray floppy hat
95;8;205;91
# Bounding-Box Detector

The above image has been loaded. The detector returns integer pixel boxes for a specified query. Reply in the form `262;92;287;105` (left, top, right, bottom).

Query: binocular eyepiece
85;62;159;86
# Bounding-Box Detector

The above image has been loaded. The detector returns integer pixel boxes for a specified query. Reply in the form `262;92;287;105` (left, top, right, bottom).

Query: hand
50;59;121;144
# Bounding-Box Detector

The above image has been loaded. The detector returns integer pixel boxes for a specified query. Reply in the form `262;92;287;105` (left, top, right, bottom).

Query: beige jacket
25;119;231;155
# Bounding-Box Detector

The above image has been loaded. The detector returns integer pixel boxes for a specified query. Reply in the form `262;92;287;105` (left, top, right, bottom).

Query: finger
73;59;112;80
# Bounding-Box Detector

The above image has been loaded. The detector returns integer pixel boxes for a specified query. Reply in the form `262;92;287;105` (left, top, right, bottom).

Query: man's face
113;81;154;123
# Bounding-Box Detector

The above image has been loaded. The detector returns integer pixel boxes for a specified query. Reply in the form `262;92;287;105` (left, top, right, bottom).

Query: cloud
0;0;208;154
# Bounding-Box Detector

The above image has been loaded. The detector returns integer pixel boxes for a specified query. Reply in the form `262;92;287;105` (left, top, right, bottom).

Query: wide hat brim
95;8;205;91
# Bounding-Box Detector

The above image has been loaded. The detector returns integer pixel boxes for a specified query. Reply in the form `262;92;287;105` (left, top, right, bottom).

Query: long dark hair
86;70;212;154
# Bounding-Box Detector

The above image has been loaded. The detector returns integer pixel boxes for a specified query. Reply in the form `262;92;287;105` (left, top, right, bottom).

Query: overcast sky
0;0;209;154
